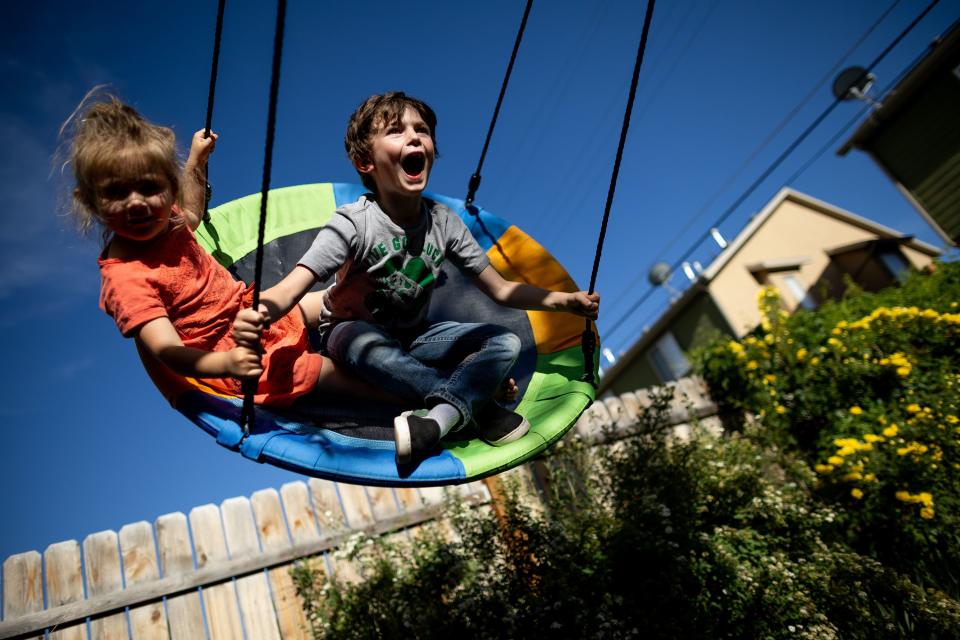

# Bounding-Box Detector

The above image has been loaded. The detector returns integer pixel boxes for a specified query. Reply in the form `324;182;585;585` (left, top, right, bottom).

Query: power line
601;0;903;321
601;0;942;346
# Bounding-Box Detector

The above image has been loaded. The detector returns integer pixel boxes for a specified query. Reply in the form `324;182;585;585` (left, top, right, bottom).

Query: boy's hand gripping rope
581;0;656;386
240;0;287;436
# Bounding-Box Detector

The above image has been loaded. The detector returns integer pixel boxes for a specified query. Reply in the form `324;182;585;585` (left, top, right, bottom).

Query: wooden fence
0;376;718;640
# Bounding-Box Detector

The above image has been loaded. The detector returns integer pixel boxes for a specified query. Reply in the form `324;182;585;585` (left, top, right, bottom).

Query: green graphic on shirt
365;255;437;323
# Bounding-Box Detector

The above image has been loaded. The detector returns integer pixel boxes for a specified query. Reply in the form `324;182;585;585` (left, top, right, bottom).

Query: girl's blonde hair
62;89;181;235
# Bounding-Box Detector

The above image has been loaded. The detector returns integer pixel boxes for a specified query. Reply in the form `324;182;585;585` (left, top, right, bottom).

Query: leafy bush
697;261;960;594
292;388;960;639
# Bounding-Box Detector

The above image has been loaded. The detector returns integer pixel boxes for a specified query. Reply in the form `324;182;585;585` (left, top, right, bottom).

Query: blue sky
1;0;957;565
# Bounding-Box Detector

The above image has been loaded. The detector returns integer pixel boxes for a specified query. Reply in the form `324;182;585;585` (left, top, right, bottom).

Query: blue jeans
324;320;521;425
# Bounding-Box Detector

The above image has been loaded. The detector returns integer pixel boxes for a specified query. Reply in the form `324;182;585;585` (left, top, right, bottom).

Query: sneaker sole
485;416;531;447
394;411;413;465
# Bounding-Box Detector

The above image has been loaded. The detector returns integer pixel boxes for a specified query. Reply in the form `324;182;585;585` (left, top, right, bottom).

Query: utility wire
602;0;941;346
603;0;903;321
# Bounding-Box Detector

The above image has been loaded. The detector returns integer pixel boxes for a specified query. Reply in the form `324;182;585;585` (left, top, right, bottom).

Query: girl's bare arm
137;316;261;378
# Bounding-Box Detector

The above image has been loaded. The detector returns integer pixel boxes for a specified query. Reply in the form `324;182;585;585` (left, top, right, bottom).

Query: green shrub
697;261;960;594
292;391;960;639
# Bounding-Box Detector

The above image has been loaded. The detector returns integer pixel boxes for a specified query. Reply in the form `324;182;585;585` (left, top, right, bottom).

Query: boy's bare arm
232;265;320;347
137;316;261;378
473;265;600;319
258;265;319;324
180;129;218;231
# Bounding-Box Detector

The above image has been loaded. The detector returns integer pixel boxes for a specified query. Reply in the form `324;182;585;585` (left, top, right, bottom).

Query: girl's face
94;169;174;243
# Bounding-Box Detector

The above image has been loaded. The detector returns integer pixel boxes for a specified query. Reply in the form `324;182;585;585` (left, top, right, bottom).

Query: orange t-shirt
98;221;322;406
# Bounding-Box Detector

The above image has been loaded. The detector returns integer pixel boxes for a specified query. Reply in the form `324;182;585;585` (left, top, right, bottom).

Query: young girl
66;92;373;405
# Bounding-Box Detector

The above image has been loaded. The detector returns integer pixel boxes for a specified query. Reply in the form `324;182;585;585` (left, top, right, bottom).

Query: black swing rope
202;0;227;222
580;0;657;385
464;0;533;208
240;0;288;436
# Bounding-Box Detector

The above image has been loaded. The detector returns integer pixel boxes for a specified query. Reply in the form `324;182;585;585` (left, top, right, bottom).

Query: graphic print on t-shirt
364;237;444;324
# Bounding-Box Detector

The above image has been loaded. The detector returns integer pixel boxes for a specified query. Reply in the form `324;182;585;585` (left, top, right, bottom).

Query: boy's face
356;106;435;201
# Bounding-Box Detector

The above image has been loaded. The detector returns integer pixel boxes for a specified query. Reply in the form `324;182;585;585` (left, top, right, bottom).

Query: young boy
236;92;599;464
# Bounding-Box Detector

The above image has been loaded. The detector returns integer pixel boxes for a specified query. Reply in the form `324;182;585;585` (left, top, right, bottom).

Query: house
838;22;960;246
598;188;940;396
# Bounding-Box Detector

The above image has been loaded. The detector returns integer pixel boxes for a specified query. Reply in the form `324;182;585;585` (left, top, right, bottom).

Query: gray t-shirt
298;195;490;333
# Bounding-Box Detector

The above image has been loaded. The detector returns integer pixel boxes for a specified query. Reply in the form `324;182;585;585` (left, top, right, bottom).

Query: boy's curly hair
344;92;438;192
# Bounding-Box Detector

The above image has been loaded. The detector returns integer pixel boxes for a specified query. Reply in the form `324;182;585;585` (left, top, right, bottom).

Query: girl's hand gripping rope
231;306;268;377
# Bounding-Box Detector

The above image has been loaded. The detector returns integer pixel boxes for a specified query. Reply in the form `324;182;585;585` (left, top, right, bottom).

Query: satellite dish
648;262;672;286
832;66;876;101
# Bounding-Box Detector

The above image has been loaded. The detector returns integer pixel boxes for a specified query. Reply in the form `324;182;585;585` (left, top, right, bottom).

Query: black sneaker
394;410;442;465
475;403;530;446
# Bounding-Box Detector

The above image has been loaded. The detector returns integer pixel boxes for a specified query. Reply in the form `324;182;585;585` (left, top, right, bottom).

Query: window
648;331;691;382
783;274;817;310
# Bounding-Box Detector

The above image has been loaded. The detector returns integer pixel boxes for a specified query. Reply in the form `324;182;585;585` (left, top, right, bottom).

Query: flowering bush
697;261;960;593
292;390;960;639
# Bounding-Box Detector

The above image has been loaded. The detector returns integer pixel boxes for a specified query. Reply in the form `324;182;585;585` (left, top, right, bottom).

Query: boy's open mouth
401;153;426;177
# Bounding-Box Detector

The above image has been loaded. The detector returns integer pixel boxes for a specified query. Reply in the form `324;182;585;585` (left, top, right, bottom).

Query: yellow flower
764;334;775;345
796;348;807;360
814;464;834;474
917;492;933;507
895;491;911;502
827;337;842;347
896;366;911;377
907;404;921;413
946;415;959;425
882;424;898;437
809;357;820;366
920;507;934;519
763;374;777;384
851;488;864;500
828;456;844;466
849;406;863;416
864;434;884;443
775;405;786;414
864;473;876;482
843;472;863;482
837;446;856;457
746;360;759;370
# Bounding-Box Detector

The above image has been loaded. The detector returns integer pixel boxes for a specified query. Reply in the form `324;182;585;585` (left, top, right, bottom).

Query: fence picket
251;489;310;640
44;541;86;640
82;531;128;639
394;488;421;512
2;551;43;640
280;481;328;635
366;487;406;547
189;504;243;640
119;522;167;640
307;480;361;583
338;484;374;529
221;497;281;640
155;513;204;640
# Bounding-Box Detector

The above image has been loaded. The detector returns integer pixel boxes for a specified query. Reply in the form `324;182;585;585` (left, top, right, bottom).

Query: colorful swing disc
140;183;599;486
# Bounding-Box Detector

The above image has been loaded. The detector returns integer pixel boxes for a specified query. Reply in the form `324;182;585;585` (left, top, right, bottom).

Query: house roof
598;188;940;393
839;23;960;155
